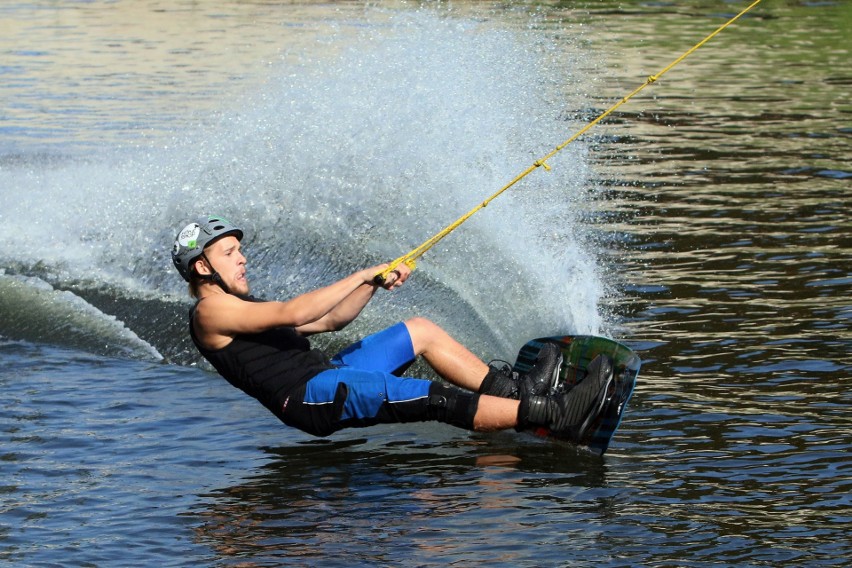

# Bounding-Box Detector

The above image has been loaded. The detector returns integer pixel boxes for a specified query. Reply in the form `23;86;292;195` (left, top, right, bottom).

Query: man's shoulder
195;293;245;318
195;294;275;322
200;292;264;306
193;294;266;347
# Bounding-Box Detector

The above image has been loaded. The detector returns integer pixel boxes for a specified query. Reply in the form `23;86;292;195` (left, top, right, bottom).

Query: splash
0;272;162;360
0;8;604;359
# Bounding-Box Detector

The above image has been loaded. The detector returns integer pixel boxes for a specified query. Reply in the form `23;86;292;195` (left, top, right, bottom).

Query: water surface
1;1;849;566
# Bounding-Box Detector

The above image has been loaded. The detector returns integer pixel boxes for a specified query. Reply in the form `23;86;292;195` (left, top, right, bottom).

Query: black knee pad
427;382;480;430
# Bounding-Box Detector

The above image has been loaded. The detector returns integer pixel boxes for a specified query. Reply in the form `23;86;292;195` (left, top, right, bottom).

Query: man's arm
297;262;411;334
294;282;378;335
194;263;409;348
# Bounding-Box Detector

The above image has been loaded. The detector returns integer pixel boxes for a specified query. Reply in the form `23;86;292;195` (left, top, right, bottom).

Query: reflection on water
191;435;611;564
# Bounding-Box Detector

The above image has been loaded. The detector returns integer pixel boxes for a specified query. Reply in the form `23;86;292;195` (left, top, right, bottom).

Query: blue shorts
280;322;434;436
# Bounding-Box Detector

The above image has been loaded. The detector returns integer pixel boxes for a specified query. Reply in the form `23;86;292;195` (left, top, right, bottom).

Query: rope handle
373;258;418;285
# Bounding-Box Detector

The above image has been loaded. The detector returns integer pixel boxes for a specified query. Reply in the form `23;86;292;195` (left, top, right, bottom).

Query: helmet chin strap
198;252;232;295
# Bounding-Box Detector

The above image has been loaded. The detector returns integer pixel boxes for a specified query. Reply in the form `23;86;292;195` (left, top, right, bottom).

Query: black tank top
189;300;335;418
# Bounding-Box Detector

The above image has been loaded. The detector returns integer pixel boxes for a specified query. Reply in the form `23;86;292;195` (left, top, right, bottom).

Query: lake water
1;1;849;566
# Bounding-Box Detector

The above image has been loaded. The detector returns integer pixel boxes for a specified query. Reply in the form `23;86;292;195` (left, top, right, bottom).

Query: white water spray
0;8;605;359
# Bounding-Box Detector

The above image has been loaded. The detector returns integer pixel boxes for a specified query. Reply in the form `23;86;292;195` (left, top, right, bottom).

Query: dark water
1;1;850;566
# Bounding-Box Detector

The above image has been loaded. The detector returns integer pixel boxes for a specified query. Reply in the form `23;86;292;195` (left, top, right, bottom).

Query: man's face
201;235;249;295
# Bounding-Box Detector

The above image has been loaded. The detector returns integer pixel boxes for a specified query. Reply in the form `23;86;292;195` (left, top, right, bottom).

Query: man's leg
331;321;416;374
386;318;613;440
473;395;521;431
403;317;489;391
403;318;564;401
285;366;611;440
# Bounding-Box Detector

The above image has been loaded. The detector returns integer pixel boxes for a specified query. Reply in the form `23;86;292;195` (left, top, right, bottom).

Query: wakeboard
513;335;640;455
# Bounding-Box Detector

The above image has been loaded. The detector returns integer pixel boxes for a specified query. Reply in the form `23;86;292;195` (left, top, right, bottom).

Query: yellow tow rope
375;0;763;284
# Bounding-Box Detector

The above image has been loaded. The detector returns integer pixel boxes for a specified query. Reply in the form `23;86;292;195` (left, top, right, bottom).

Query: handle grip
373;259;417;286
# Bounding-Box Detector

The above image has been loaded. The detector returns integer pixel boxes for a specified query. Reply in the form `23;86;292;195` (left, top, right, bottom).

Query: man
171;215;612;440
